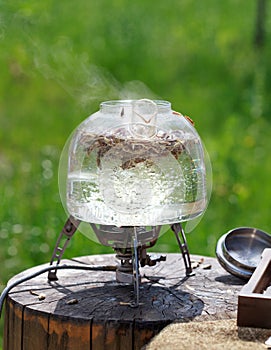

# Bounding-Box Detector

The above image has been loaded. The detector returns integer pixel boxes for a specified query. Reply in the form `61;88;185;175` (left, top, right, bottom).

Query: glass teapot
65;99;207;228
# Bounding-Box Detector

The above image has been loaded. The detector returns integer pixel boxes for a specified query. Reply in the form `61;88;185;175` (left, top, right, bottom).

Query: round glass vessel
66;99;207;227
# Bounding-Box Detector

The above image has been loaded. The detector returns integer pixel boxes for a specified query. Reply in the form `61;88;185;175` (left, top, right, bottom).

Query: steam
32;36;158;110
1;4;158;110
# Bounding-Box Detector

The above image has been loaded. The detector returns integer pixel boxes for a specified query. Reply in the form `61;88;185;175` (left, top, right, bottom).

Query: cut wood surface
3;253;245;350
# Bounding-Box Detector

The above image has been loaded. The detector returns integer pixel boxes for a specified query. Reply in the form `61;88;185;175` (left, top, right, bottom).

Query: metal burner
48;216;192;306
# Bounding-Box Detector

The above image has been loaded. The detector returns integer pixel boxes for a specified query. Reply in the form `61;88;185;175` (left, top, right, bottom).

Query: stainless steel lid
216;227;271;279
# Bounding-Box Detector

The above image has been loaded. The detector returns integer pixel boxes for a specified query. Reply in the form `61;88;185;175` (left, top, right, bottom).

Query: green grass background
1;0;271;347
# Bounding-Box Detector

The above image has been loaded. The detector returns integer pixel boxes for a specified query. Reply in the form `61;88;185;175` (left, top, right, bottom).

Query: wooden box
238;248;271;328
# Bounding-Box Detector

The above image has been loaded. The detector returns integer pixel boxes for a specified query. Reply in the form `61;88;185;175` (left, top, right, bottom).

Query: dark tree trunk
254;0;267;48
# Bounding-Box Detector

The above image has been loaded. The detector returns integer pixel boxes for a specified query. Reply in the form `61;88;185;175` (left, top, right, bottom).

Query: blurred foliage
1;0;271;347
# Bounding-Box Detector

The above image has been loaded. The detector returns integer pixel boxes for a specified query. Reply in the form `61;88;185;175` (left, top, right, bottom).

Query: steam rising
1;5;158;110
32;36;159;110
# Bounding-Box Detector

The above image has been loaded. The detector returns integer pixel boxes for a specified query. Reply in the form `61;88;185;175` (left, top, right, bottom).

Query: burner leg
171;223;193;276
48;216;81;281
132;233;140;307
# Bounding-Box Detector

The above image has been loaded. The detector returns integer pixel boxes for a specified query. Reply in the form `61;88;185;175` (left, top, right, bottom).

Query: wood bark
3;254;245;350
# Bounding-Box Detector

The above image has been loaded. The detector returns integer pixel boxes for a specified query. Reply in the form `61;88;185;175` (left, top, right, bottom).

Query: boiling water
67;136;206;226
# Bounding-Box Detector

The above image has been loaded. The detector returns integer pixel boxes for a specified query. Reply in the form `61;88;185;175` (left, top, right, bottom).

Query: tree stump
3;253;245;350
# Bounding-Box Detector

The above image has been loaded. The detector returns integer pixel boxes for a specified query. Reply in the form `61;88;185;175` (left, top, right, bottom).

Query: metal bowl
216;227;271;280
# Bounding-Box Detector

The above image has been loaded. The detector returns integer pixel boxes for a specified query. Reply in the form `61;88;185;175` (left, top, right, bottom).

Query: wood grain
3;253;245;349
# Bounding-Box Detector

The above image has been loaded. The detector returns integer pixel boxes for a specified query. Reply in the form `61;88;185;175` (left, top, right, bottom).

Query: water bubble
12;224;23;234
0;229;8;239
41;145;59;158
40;243;49;253
8;245;18;256
43;168;53;179
42;159;52;169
